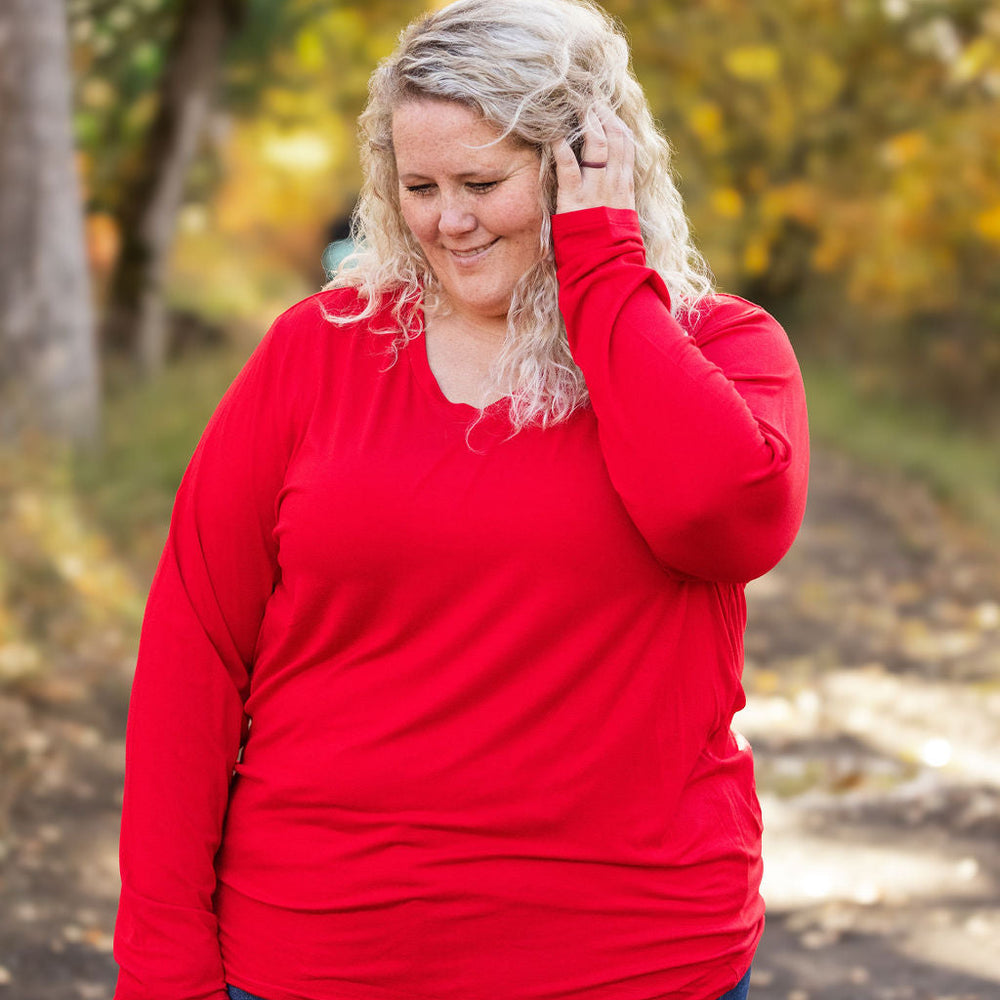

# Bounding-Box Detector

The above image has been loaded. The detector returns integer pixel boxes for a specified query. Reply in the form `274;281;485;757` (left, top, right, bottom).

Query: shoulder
267;287;368;341
684;293;784;343
683;293;801;375
259;286;395;362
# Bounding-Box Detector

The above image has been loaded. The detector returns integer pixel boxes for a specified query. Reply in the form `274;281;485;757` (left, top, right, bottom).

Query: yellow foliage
723;45;781;82
762;87;796;153
800;51;844;114
263;86;329;121
846;229;957;312
952;37;997;84
881;131;928;169
743;238;770;276
4;477;143;630
745;166;768;193
323;8;372;56
809;201;870;273
688;101;724;151
811;232;846;274
710;186;744;219
974;203;1000;243
102;0;997;336
262;131;336;173
295;28;327;73
215;117;352;237
81;77;116;110
762;182;819;225
889;173;935;224
186;108;358;305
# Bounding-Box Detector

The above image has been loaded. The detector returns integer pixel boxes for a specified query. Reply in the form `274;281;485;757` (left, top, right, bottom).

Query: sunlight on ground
759;795;991;910
900;909;1000;985
738;665;1000;787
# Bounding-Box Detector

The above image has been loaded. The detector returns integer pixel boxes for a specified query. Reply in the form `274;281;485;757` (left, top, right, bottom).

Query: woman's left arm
552;113;808;583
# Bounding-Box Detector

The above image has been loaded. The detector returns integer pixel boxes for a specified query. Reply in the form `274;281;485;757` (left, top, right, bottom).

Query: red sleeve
552;207;809;583
113;300;314;999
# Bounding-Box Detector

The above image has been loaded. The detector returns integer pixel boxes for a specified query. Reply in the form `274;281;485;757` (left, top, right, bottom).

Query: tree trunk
102;0;245;377
0;0;100;445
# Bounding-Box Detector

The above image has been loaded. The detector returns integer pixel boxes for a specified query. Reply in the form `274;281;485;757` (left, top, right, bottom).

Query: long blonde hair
324;0;714;431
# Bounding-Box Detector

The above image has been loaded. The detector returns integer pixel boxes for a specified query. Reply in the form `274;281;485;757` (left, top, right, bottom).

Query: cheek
496;188;545;238
399;200;435;243
507;205;544;246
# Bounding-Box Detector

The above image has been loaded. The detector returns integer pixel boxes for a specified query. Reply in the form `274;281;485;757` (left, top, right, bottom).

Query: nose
438;197;476;237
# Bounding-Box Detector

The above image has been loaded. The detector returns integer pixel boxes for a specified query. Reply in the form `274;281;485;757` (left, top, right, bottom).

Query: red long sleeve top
114;208;808;1000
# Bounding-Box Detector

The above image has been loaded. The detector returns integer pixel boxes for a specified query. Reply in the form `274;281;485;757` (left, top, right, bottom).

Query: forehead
391;98;534;171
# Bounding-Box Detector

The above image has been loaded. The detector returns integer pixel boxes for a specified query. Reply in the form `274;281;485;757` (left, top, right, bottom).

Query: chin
451;294;514;322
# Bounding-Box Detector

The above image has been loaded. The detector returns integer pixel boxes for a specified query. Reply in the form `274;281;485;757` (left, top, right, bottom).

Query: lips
448;238;500;259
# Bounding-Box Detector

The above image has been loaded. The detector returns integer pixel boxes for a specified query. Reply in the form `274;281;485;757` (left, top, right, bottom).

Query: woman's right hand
552;105;635;215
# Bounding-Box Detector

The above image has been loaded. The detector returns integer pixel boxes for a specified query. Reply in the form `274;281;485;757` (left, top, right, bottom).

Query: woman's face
392;99;545;330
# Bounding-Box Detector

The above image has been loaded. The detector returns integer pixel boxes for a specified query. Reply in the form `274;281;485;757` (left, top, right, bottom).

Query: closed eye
402;180;499;196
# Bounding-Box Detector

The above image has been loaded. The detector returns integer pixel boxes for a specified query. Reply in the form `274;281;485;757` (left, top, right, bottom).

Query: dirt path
743;450;1000;1000
1;445;998;999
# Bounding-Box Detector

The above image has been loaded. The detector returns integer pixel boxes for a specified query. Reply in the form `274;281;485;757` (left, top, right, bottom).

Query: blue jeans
227;969;751;1000
718;967;752;1000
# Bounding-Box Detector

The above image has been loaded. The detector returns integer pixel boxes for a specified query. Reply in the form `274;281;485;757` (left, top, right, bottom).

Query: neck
422;305;511;407
427;300;508;346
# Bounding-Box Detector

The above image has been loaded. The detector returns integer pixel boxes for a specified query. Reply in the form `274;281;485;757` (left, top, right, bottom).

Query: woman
113;1;808;999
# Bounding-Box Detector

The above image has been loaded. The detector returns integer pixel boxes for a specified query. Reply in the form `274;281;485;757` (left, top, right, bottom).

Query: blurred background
0;0;999;997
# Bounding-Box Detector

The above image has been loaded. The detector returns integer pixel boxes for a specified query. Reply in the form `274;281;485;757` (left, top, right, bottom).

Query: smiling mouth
448;238;500;259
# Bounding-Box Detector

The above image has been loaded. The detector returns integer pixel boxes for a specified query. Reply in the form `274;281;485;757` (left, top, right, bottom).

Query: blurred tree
616;0;1000;419
71;0;428;335
67;0;999;419
0;0;100;445
100;0;248;376
206;0;427;286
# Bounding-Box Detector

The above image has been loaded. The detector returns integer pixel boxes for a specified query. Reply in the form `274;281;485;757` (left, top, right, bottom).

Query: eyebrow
397;169;503;182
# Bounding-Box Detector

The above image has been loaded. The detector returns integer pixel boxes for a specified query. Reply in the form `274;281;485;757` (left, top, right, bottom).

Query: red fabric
114;207;808;1000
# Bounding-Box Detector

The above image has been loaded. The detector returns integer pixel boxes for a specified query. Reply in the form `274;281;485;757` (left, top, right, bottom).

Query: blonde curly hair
324;0;714;431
